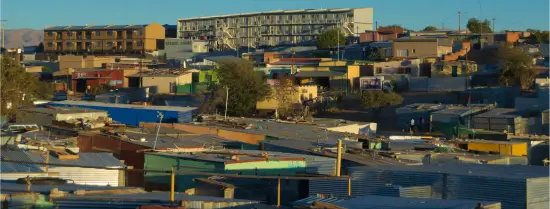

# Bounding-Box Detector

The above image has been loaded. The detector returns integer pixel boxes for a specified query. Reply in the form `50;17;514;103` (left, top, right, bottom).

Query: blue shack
48;100;196;126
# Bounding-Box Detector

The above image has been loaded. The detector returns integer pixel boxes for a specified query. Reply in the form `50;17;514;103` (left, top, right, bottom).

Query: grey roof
0;148;43;173
1;147;124;169
335;195;500;209
395;103;446;115
106;25;129;29
54;191;260;203
149;149;313;163
294;71;346;78
118;131;206;149
292;196;343;207
352;163;549;179
432;104;493;117
203;55;243;63
474;108;523;119
20;107;106;115
83;25;109;30
49;100;197;113
65;26;87;30
125;24;148;29
44;26;69;31
0;180;134;194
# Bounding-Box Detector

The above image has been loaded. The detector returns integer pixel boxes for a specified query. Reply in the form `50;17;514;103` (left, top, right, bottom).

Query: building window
67;32;73;37
412;49;416;53
136;41;143;46
47;32;53;37
96;42;101;47
95;31;101;36
107;42;114;47
47;42;53;47
137;30;143;36
376;67;382;74
107;31;114;36
66;42;73;47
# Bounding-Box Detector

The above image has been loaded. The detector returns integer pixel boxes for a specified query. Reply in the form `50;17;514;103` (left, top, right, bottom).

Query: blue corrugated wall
48;103;192;126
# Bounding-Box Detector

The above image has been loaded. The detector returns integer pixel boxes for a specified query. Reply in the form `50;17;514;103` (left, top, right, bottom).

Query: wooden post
170;167;175;206
277;178;281;207
347;176;351;198
336;140;342;177
45;152;50;173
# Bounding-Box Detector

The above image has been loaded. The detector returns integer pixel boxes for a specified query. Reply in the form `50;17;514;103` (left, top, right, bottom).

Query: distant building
43;23;166;56
177;8;374;49
431;60;477;77
162;24;178;38
393;37;453;58
126;70;193;94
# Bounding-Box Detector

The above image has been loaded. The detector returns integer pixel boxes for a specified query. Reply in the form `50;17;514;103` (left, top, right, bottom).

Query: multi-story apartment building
177;8;373;50
43;23;165;56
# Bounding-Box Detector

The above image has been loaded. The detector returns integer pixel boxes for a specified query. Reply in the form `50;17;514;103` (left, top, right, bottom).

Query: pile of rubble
53;116;112;130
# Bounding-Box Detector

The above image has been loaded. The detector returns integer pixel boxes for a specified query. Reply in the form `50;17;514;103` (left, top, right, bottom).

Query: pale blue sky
1;0;549;31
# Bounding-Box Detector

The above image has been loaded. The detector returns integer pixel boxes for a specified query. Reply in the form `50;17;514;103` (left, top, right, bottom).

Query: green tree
423;26;438;31
526;29;550;44
316;29;346;49
360;91;403;119
498;44;538;89
271;76;298;119
36;42;44;53
366;47;384;61
1;56;53;118
215;59;270;116
42;66;53;73
466;18;492;34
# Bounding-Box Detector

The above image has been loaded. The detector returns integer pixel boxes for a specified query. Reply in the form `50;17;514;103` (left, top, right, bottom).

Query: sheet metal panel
48;167;120;186
347;167;445;199
308;179;349;198
526;177;550;208
446;174;527;209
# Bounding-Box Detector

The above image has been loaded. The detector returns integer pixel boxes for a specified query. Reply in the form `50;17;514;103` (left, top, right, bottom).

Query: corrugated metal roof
474;108;523;119
0;148;43;173
432;104;493;117
395;103;446;115
352;164;549;179
49;100;197;112
0;180;134;194
83;25;109;30
65;26;87;30
2;147;124;168
106;25;129;29
335;195;501;209
292;196;343;206
54;192;260;203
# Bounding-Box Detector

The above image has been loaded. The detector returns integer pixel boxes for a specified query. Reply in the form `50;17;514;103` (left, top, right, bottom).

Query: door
452;66;458;77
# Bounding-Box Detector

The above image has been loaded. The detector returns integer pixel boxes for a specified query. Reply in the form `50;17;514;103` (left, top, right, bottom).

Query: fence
409;77;469;92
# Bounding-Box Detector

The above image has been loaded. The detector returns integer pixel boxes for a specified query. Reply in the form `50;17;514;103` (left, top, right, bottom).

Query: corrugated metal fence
409;77;469;92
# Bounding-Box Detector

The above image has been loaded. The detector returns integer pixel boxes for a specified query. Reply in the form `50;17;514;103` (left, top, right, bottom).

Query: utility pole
1;19;7;50
458;11;461;34
153;111;164;150
337;21;340;61
224;86;229;120
492;18;495;33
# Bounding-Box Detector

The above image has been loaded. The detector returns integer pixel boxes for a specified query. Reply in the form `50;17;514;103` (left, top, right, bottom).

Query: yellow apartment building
43;23;165;56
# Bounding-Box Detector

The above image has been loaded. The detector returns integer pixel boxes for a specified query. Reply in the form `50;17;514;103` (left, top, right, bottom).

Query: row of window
47;30;143;37
47;41;143;47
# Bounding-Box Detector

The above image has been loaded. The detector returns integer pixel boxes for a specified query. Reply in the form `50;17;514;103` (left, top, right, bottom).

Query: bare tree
272;76;298;119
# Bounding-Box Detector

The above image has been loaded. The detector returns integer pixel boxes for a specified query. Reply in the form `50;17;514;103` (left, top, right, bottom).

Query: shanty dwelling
395;103;446;131
472;108;539;135
77;128;249;187
342;164;549;209
16;107;108;126
143;150;309;190
48;100;196;126
127;70;193;94
145;150;336;205
0;147;126;186
430;104;494;137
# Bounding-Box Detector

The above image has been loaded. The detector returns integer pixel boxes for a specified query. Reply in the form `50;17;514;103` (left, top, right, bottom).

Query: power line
0;159;349;180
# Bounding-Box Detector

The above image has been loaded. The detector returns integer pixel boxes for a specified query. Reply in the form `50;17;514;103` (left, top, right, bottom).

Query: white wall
353;8;374;32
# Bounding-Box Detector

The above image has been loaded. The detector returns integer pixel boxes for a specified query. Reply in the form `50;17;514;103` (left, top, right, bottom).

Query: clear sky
1;0;549;31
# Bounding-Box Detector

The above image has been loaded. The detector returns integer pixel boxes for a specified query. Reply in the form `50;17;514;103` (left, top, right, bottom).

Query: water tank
529;143;549;166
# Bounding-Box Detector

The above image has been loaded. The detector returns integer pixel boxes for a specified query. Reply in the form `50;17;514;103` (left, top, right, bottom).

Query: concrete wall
409;77;469;92
431;60;477;77
142;74;192;94
393;41;438;58
225;160;306;172
353;8;374;32
256;85;317;111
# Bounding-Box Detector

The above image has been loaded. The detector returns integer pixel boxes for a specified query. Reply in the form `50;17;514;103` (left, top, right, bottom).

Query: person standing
419;117;425;132
410;118;415;133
